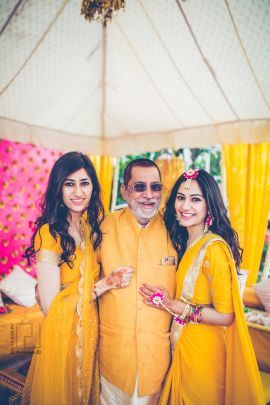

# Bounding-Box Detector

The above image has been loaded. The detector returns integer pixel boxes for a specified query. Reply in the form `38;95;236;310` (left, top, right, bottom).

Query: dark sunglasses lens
133;183;147;192
151;184;163;192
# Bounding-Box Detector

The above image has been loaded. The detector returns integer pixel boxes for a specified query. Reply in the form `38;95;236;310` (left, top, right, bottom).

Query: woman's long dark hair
25;152;104;267
164;169;243;268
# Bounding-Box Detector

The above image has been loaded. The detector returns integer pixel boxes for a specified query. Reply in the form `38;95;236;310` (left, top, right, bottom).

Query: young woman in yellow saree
140;169;264;405
22;152;133;405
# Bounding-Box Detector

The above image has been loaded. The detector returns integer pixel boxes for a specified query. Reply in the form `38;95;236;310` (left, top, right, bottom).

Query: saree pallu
21;221;99;405
161;234;264;405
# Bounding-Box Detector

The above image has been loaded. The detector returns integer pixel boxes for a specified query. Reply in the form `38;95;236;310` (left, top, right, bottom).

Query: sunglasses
126;182;163;193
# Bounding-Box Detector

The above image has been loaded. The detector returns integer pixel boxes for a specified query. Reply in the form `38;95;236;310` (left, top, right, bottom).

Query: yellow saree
161;234;264;405
21;219;100;405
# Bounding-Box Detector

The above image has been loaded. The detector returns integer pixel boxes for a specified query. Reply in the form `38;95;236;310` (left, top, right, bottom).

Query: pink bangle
149;293;191;325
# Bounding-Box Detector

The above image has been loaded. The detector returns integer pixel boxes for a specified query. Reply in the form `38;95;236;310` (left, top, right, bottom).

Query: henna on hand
106;268;127;288
139;283;173;312
94;267;133;298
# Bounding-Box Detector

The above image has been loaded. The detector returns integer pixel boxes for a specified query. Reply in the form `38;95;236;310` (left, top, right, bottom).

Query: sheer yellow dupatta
22;219;99;405
160;234;264;405
161;234;215;405
223;243;264;405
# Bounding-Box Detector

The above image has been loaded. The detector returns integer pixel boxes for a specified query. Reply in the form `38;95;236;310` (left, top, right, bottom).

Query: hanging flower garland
81;0;126;23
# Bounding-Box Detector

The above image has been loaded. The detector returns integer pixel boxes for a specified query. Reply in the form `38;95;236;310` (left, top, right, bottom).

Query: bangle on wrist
149;293;191;325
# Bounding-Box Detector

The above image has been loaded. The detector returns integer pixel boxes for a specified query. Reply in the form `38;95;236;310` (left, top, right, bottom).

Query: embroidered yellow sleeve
34;224;61;265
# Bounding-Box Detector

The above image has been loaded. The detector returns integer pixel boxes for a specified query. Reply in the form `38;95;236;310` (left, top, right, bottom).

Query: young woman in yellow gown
140;169;264;405
22;152;133;405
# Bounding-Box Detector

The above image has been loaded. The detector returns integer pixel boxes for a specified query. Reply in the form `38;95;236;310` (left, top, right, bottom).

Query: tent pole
101;21;107;150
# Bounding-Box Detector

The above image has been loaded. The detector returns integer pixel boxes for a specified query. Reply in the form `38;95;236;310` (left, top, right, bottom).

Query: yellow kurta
161;234;264;405
98;208;177;396
21;220;100;405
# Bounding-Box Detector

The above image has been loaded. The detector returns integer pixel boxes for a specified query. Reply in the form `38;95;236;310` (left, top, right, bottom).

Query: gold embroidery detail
75;220;86;401
36;249;61;265
170;236;225;351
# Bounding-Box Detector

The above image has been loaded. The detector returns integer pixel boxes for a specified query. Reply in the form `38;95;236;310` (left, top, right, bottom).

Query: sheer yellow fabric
21;219;100;405
156;156;185;204
223;142;270;285
161;234;264;405
90;155;114;212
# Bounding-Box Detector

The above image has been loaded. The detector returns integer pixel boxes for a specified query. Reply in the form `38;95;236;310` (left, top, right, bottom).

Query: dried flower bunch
81;0;126;23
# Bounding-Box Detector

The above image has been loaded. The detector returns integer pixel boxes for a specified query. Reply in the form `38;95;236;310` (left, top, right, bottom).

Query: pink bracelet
149;293;191;325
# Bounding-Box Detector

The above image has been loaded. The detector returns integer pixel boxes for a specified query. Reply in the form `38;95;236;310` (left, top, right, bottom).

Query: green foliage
116;152;160;206
115;146;221;207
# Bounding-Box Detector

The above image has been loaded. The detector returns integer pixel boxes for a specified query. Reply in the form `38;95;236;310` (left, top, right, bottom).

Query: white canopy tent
0;0;269;156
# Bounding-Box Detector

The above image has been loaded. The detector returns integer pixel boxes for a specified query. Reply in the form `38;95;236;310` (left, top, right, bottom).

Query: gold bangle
180;296;192;305
179;303;191;321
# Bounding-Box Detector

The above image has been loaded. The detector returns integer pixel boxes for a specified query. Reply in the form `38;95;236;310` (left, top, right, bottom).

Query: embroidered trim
0;370;24;393
36;249;61;265
170;237;225;351
75;220;86;401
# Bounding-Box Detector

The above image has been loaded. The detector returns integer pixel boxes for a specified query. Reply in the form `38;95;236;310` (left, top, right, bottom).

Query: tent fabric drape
90;155;114;212
223;142;270;285
3;120;269;157
1;1;270;156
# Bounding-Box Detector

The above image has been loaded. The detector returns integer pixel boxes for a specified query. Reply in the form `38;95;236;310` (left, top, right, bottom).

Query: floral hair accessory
183;168;199;189
149;292;164;306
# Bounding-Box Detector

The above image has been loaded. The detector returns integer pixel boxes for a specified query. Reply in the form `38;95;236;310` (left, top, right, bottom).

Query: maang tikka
183;169;199;189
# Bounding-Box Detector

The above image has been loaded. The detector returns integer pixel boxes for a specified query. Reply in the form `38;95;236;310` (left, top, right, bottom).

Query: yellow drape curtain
156;156;185;204
223;143;270;285
90;155;114;213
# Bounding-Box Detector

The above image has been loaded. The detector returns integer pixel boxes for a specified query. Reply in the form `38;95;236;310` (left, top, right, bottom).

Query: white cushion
237;269;248;298
253;278;270;312
0;266;37;307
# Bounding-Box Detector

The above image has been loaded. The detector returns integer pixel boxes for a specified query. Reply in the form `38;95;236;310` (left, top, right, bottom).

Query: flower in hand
139;283;173;312
149;292;164;305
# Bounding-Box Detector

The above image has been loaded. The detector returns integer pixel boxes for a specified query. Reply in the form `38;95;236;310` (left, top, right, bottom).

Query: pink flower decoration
183;168;199;180
28;221;37;232
149;292;164;306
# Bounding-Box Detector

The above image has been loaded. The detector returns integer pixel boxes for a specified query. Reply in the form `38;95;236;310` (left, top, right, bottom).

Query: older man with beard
98;158;177;404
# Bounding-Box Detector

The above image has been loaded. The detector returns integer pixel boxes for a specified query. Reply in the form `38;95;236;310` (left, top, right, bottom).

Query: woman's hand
106;266;134;289
139;283;174;312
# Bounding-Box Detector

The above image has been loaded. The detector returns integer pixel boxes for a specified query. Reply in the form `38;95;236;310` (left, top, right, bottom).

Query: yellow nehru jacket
98;208;177;396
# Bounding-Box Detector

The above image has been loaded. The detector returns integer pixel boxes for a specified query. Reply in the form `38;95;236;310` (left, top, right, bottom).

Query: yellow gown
21;219;100;405
161;234;264;405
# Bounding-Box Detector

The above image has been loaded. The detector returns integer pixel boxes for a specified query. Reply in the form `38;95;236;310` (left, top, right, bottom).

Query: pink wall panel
0;139;61;278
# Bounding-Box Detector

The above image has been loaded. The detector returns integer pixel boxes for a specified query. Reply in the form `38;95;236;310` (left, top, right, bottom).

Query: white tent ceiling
0;0;270;156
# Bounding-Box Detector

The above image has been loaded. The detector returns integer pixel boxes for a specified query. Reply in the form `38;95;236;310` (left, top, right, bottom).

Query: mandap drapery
90;155;114;213
223;142;270;285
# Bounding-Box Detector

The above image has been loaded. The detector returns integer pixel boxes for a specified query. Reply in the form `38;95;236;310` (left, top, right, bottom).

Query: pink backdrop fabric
0;139;61;278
